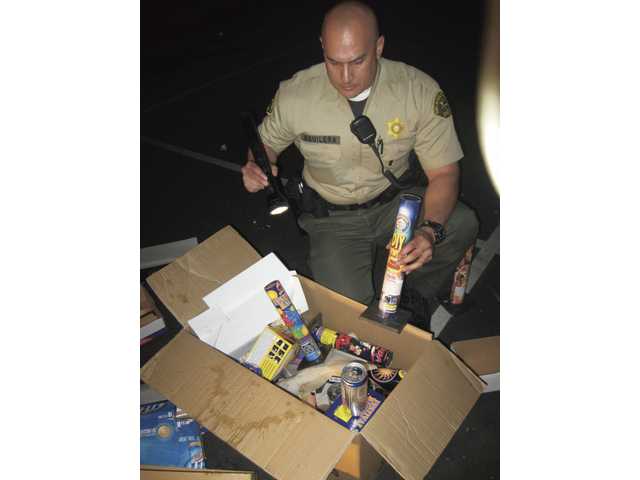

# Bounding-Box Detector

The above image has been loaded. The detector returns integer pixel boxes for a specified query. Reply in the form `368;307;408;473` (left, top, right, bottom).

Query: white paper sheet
187;303;227;348
189;253;308;359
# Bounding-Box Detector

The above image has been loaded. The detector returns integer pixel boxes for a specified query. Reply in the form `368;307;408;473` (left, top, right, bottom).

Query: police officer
242;1;478;321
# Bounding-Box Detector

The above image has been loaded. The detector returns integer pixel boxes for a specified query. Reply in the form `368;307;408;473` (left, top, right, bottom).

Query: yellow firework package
244;324;299;381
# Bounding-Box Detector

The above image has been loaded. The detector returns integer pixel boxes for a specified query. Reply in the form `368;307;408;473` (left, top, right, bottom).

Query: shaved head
319;1;384;98
321;1;379;43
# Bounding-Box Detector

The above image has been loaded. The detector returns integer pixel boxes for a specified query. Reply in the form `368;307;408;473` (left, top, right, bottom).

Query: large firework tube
265;280;323;363
449;244;474;305
378;194;422;315
311;325;393;367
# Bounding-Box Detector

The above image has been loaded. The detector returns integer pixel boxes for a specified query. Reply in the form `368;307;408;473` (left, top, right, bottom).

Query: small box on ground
140;400;205;469
142;226;483;480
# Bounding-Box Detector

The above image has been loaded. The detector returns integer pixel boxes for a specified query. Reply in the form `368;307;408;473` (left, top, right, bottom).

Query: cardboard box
141;465;256;479
451;336;500;393
142;226;483;480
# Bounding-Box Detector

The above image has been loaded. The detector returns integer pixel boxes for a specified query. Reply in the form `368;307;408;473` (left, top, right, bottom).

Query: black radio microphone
350;115;409;189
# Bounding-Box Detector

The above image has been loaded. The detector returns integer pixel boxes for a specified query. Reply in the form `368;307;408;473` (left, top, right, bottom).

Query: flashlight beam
141;136;242;173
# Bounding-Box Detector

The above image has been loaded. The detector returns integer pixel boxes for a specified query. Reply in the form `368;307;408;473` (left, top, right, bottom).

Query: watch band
418;220;446;245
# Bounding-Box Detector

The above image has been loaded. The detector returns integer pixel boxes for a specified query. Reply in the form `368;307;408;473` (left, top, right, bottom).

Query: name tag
301;133;340;145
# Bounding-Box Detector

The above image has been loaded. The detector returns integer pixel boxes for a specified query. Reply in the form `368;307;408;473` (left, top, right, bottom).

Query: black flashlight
241;112;290;215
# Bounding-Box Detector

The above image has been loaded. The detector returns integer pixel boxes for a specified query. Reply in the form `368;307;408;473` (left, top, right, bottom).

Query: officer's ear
376;35;385;58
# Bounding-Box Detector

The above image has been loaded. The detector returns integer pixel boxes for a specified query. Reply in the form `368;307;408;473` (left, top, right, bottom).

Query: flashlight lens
270;205;289;215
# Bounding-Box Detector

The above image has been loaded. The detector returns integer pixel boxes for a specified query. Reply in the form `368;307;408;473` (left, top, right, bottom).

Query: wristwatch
418;220;446;245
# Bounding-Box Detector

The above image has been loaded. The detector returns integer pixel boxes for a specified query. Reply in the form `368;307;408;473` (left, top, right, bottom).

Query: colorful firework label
311;325;393;367
378;194;422;314
368;367;406;393
265;280;322;363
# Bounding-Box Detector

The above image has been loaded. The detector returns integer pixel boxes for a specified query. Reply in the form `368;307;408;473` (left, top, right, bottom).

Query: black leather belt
326;185;398;211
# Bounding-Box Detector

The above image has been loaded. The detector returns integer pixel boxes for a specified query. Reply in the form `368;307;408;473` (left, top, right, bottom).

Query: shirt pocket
299;140;342;168
382;137;415;167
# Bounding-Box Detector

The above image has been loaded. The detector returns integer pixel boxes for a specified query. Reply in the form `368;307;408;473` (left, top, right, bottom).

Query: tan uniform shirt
258;57;463;205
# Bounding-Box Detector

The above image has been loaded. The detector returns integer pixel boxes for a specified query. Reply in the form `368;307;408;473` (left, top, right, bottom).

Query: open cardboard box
141;226;483;480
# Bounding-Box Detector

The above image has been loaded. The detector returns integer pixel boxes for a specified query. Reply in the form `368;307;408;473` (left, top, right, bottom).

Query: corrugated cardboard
142;226;483;480
451;336;500;393
361;341;483;480
146;226;261;328
142;330;353;480
141;465;256;479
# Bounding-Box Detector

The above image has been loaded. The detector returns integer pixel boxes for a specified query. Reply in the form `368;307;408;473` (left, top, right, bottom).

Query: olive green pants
297;187;479;305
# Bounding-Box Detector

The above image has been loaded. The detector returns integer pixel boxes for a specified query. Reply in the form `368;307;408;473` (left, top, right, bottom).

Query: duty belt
325;185;399;211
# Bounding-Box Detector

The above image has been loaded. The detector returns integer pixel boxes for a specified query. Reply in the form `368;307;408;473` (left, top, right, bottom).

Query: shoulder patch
434;91;452;118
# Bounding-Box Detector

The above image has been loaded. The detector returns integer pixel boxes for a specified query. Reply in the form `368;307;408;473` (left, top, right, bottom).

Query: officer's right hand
241;160;278;192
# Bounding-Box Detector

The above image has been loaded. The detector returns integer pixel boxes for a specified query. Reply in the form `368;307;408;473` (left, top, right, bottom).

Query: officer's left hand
394;228;435;274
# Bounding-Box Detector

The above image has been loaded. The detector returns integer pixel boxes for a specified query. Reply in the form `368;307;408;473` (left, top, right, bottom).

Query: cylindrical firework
449;244;474;305
341;362;369;417
311;325;393;367
378;194;422;315
368;367;406;394
265;280;322;364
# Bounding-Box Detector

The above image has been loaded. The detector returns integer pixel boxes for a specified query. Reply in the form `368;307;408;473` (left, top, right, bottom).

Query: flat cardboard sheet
361;340;483;480
141;330;355;480
451;336;500;393
141;466;256;479
451;336;500;376
147;226;261;327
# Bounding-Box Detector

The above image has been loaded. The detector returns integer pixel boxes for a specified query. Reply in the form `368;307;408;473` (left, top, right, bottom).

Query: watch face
422;221;445;244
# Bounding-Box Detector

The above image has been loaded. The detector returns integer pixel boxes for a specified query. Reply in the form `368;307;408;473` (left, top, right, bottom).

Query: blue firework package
140;400;205;468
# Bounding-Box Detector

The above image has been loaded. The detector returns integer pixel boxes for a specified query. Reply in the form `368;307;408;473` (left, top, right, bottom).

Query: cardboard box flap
141;330;355;480
147;226;262;327
361;340;484;480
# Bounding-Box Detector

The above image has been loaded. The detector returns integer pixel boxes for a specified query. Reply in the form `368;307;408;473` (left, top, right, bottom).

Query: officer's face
321;26;384;99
